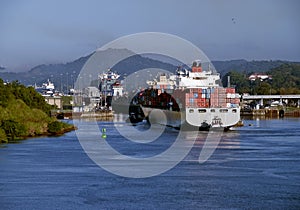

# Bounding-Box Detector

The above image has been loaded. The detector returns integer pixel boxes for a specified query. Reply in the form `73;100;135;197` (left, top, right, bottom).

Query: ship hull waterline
141;106;241;131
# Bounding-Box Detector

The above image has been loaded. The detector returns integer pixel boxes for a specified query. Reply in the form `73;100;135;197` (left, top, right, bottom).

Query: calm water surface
0;117;299;209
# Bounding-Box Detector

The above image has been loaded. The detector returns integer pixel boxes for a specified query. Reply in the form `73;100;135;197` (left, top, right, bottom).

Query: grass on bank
0;79;75;143
0;99;75;143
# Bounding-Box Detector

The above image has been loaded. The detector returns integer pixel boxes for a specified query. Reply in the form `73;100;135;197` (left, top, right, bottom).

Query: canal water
0;117;299;209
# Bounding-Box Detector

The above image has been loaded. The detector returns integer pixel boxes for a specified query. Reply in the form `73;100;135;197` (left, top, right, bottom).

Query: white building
44;96;62;109
113;83;123;97
249;73;272;81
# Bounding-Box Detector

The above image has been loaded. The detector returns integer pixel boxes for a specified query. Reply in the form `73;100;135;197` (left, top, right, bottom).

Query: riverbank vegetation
222;63;300;95
0;79;75;143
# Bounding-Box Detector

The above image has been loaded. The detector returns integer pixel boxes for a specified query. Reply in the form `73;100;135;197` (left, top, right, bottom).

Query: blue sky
0;0;299;71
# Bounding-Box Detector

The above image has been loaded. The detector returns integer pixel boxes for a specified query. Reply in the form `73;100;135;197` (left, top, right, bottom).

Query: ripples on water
0;116;299;209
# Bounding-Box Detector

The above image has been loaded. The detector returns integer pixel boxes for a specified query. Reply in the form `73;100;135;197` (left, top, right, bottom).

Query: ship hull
141;106;240;130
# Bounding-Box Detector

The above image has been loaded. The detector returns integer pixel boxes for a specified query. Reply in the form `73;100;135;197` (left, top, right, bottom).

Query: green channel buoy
101;128;107;139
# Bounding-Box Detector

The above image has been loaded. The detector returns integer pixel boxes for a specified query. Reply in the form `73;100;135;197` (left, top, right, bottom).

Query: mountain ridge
0;49;299;92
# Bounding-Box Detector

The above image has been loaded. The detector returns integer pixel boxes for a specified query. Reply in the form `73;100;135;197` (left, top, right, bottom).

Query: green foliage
251;80;275;95
0;79;53;115
222;71;250;93
0;79;74;142
1;120;26;140
267;64;300;93
222;64;300;94
62;96;72;105
0;128;8;143
0;99;50;141
47;120;74;134
48;121;63;133
214;59;298;76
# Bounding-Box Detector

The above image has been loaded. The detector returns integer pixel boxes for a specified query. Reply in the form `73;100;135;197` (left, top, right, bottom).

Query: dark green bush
47;121;63;134
0;120;26;140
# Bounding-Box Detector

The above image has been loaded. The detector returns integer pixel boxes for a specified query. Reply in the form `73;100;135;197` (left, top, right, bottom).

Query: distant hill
0;49;298;92
212;59;300;76
0;49;177;92
0;53;91;92
221;63;300;94
0;55;90;90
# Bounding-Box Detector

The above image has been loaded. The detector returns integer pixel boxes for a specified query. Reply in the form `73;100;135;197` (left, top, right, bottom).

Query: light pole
71;75;74;89
60;73;63;93
66;72;69;94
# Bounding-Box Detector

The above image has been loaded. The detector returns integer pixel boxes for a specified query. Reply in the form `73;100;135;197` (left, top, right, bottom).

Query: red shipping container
234;99;240;104
197;102;203;107
225;88;235;94
218;88;226;94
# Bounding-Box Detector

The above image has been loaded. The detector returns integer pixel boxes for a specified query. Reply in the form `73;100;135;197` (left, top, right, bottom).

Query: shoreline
52;108;300;120
240;108;300;117
0;121;76;144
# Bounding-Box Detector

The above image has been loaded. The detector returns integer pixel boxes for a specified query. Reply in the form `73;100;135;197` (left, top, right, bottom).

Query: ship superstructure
132;60;241;130
98;69;123;108
35;79;56;96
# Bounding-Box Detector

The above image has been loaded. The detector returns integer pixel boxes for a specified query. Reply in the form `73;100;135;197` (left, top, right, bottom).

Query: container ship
130;60;241;130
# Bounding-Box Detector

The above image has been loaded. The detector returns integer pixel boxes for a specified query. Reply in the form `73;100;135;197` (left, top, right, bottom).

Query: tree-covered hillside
0;48;299;93
213;59;296;76
0;80;53;114
0;79;74;143
222;63;300;95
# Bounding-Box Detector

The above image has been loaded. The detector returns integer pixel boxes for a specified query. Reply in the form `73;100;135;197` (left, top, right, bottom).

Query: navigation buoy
101;128;107;138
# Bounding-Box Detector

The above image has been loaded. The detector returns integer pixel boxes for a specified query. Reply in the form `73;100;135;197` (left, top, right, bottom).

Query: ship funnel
192;60;202;72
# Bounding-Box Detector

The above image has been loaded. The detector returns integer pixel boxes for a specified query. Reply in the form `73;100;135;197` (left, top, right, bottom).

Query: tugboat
130;60;241;130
